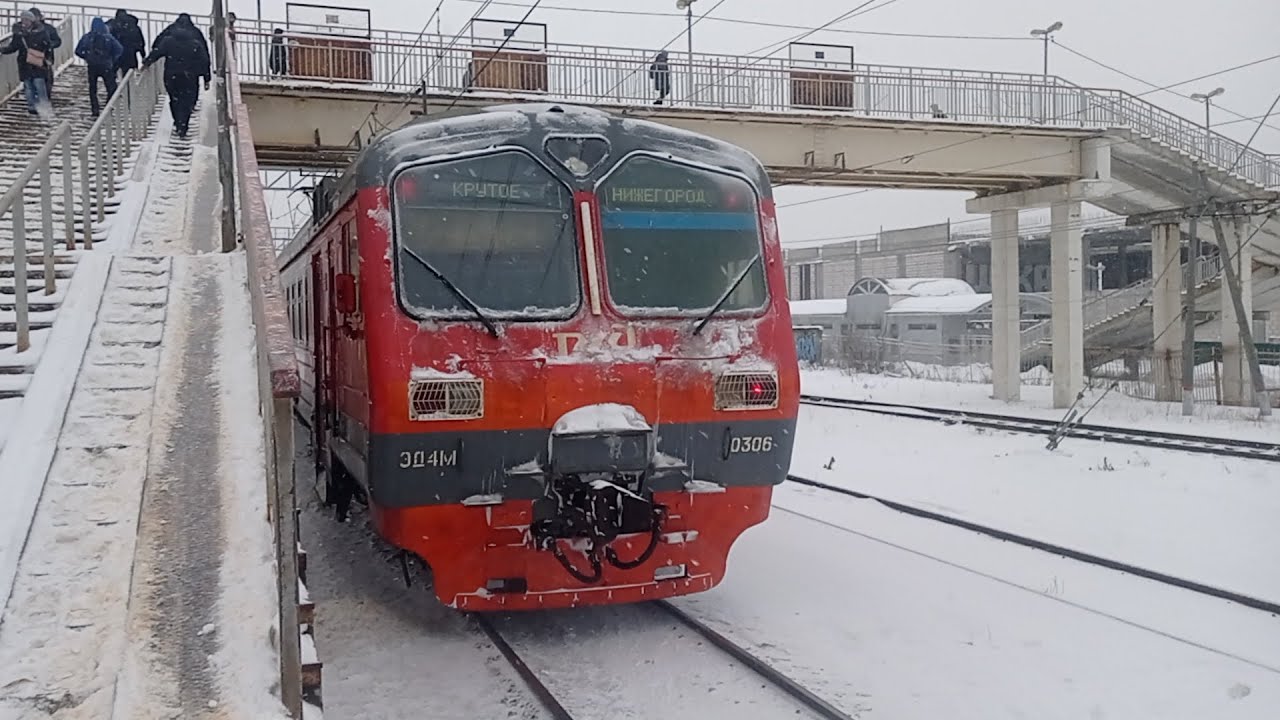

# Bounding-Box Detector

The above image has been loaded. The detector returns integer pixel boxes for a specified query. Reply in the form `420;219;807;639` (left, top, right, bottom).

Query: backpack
84;33;113;68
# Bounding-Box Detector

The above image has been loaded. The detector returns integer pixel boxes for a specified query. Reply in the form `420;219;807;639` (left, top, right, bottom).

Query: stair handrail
75;58;163;248
1033;76;1279;191
0;120;74;353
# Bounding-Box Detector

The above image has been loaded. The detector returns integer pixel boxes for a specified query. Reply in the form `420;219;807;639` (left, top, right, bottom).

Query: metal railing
1017;254;1228;351
77;60;164;246
0;121;75;353
222;17;1280;191
217;2;305;715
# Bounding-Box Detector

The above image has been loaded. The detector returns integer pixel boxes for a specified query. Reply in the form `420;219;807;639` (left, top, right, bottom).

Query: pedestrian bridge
230;17;1280;263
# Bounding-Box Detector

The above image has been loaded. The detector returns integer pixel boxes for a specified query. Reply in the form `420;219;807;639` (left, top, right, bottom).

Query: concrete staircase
0;65;153;399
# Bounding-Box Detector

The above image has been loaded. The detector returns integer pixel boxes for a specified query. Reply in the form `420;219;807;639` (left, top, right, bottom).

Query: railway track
786;473;1280;616
800;394;1280;462
474;603;857;720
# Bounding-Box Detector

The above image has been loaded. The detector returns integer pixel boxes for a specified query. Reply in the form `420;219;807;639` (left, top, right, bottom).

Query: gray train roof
352;103;772;195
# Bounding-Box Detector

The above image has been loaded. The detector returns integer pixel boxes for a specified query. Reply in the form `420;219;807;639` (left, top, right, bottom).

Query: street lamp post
676;0;696;102
1029;21;1062;123
1190;87;1225;144
1029;20;1063;79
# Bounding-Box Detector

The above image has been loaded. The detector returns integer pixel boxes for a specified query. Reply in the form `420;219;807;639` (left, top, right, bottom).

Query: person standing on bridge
0;10;57;117
648;50;670;105
107;9;147;80
76;17;124;118
141;13;210;139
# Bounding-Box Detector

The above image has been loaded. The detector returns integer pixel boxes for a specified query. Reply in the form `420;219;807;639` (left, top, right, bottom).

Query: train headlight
408;379;484;421
714;371;779;411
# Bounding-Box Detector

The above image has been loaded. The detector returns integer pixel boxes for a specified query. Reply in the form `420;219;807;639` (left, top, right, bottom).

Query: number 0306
729;435;774;454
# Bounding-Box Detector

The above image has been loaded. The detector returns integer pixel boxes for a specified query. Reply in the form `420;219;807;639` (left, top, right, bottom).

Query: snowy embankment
790;399;1280;603
803;367;1276;442
676;488;1280;720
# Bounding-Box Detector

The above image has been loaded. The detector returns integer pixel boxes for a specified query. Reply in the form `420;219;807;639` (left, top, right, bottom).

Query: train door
312;249;338;472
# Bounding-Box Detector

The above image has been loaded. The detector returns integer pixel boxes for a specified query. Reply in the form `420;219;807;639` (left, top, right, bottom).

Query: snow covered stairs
0;86;299;716
0;255;172;717
0;64;158;433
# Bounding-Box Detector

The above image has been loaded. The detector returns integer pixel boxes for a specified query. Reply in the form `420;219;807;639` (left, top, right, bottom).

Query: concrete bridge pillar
1221;219;1253;405
990;208;1021;401
1050;200;1084;408
1150;222;1183;402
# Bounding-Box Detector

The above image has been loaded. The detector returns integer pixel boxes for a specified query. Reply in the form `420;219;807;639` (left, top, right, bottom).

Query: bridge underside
240;83;1098;193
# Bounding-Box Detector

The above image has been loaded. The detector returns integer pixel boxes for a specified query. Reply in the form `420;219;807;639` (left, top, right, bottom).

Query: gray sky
137;0;1279;242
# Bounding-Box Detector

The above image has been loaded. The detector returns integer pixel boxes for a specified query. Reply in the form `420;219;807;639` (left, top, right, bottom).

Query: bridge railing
214;4;306;716
229;19;1280;191
0;121;75;353
77;60;164;246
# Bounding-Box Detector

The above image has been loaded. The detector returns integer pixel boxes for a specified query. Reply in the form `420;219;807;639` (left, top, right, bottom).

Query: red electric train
279;102;798;610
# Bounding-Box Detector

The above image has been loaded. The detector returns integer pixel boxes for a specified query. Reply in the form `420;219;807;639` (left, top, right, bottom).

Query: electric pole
1180;197;1199;416
1212;209;1273;417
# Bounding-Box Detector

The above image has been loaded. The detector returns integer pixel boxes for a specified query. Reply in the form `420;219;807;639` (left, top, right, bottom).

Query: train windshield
598;155;767;315
392;151;580;320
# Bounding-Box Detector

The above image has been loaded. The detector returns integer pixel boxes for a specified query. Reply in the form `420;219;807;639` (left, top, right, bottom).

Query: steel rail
472;614;577;720
654;600;857;720
799;394;1280;462
786;474;1280;616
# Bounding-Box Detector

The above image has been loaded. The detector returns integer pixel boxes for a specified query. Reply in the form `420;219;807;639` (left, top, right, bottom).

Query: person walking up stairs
75;17;124;118
142;13;210;140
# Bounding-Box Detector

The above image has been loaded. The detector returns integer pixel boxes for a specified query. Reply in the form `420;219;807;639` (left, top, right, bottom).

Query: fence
0;121;75;353
216;1;307;715
77;61;164;246
817;334;1279;406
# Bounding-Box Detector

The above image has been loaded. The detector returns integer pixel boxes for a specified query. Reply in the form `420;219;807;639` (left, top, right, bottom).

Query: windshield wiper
399;245;500;338
693;254;761;336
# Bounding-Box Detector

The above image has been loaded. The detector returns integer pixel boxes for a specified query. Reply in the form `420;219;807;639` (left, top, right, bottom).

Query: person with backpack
141;13;210;139
0;9;57;117
107;8;147;80
75;17;124;117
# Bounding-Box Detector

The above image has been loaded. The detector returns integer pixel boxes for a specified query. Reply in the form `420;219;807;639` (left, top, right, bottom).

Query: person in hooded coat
0;10;57;115
107;8;147;79
75;17;124;117
141;13;210;138
26;8;60;99
648;50;670;105
268;27;287;75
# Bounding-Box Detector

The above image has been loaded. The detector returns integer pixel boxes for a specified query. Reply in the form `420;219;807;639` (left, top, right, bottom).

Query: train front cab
318;114;799;610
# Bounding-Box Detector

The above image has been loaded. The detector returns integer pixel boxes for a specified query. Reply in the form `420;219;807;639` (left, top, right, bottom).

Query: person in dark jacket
648;50;670;105
107;8;146;79
141;13;210;139
76;17;124;117
268;27;287;75
0;10;56;116
27;7;59;99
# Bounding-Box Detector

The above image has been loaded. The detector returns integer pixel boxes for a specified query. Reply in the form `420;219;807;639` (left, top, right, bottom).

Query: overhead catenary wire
438;0;545;115
450;0;1033;41
1051;40;1280;136
670;0;898;105
586;0;730;100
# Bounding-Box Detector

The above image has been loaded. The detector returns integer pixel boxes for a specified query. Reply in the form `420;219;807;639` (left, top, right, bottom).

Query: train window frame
592;151;771;320
387;147;583;323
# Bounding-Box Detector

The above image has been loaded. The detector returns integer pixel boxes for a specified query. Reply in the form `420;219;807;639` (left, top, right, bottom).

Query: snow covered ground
791;400;1280;603
803;367;1278;442
676;488;1280;719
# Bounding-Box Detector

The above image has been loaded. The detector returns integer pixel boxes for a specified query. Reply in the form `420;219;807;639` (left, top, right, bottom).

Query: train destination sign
605;186;714;207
